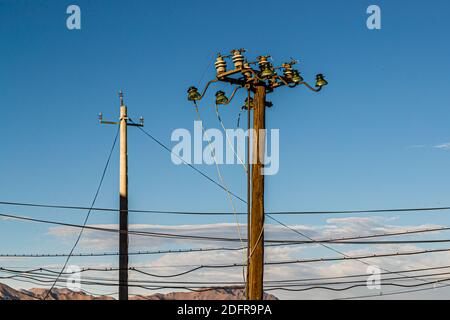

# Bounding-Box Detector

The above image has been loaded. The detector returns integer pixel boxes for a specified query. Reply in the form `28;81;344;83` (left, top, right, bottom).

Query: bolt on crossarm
186;49;328;300
99;91;144;301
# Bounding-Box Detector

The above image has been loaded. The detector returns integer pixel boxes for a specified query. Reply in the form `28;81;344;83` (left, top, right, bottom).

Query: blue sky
1;0;450;299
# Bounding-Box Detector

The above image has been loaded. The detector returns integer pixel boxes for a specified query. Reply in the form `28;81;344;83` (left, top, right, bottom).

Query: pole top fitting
119;90;124;106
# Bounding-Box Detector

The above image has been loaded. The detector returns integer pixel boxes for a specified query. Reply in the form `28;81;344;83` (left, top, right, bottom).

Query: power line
0;212;244;242
263;247;450;266
5;267;450;294
43;126;119;300
268;206;450;216
266;213;450;293
0;246;247;258
1;273;118;298
121;96;450;298
8;265;450;288
133;123;246;203
4;109;450;298
5;236;450;259
4;199;450;216
187;107;247;294
5;210;450;245
4;246;450;278
264;278;450;293
0;200;244;215
337;284;450;300
173;101;450;297
4;271;247;293
270;264;450;283
263;273;450;289
6;263;450;285
3;211;450;245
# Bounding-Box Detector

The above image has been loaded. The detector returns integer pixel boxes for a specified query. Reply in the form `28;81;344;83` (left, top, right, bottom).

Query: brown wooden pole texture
246;89;252;299
248;84;266;300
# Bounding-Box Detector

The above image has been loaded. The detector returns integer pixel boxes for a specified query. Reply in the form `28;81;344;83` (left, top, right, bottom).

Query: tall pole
188;50;327;300
246;89;252;299
99;91;144;301
119;91;129;300
248;84;266;300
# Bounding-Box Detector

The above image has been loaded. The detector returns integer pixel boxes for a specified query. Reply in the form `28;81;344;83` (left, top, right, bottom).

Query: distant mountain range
0;283;277;300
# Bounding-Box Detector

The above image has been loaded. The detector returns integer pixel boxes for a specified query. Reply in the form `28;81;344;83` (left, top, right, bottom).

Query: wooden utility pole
188;50;327;301
99;91;144;301
245;89;252;299
118;92;129;301
248;84;266;300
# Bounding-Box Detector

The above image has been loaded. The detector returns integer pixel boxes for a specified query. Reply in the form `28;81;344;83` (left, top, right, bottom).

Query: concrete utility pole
99;91;144;300
187;50;327;300
118;92;129;301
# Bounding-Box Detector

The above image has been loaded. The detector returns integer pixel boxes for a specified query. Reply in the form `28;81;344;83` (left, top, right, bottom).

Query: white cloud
45;217;442;252
434;143;450;150
406;143;450;151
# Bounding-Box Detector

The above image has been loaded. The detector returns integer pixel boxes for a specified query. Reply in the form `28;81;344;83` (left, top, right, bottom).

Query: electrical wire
4;90;450;299
5;246;450;279
266;213;450;292
192;102;247;299
0;212;249;242
6;263;450;284
4;211;450;245
337;284;450;300
215;104;247;171
0;246;247;258
214;93;255;300
8;265;450;288
263;278;450;292
42;126;119;300
5;200;450;216
3;273;118;298
129;120;246;203
6;267;450;295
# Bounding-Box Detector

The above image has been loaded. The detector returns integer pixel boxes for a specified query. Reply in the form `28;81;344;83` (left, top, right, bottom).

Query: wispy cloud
406;143;450;151
434;143;450;150
45;218;441;256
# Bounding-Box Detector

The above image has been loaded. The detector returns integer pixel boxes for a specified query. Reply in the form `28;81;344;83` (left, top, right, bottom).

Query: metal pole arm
270;78;323;92
100;120;119;125
299;81;322;92
197;79;219;100
217;87;242;106
99;112;119;125
127;117;145;127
